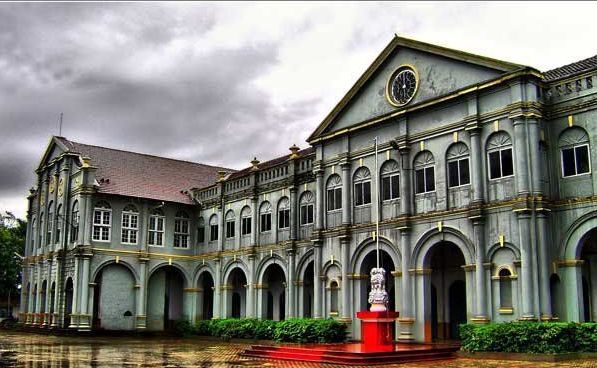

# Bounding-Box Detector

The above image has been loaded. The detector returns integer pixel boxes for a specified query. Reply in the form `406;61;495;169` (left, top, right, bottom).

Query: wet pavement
0;331;596;368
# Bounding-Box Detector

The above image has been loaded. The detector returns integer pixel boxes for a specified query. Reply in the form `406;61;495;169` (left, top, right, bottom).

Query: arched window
92;201;111;242
121;204;138;245
55;204;62;244
447;143;471;188
498;268;513;309
148;208;165;246
47;201;54;245
278;197;290;229
260;201;272;232
225;210;235;239
299;191;314;225
414;151;435;194
559;127;591;177
30;218;36;252
197;217;205;244
330;281;339;315
353;167;371;206
209;214;219;242
241;206;252;236
326;174;342;212
38;213;43;248
174;211;190;248
381;160;400;201
70;201;79;243
487;132;514;180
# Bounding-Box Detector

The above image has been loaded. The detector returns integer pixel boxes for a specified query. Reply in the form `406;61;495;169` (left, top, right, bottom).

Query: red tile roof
543;54;597;82
57;137;234;205
227;147;315;180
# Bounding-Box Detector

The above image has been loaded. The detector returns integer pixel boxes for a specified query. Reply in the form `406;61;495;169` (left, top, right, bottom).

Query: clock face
387;66;418;106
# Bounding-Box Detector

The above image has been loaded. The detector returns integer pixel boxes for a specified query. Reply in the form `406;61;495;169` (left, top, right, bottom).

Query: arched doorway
579;229;597;321
262;264;286;321
426;242;466;341
92;263;136;330
49;282;56;324
358;250;396;312
147;266;185;331
197;271;214;320
226;268;247;318
64;278;73;328
40;281;47;324
302;262;314;318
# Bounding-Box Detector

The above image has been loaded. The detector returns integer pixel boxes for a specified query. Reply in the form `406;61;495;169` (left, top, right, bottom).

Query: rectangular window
260;213;272;232
327;187;342;211
92;209;111;242
121;212;138;244
55;218;62;244
562;144;591;177
415;167;435;194
355;181;372;206
197;226;205;243
278;209;290;229
148;216;164;246
448;158;470;188
225;220;235;239
174;218;190;248
489;148;514;179
300;204;314;225
241;217;252;235
210;224;219;242
382;174;400;201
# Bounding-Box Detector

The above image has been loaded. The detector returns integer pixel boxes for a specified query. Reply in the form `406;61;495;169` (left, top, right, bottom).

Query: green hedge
175;318;346;343
460;322;597;354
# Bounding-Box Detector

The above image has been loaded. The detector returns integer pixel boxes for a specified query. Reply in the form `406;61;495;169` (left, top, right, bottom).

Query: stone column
341;162;352;226
287;249;296;318
340;236;351;320
537;211;552;320
251;198;258;246
43;260;53;326
78;255;91;330
81;193;93;246
218;207;224;252
213;258;221;319
51;261;61;327
517;211;535;320
246;254;256;317
398;228;414;340
472;219;489;322
290;186;298;241
527;119;542;195
136;259;147;329
512;119;530;195
468;126;485;203
399;147;412;215
34;263;42;324
315;169;324;230
183;289;197;322
69;258;80;328
313;241;323;319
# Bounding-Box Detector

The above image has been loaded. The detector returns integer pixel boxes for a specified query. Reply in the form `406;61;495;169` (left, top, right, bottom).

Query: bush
460;322;597;354
174;318;346;343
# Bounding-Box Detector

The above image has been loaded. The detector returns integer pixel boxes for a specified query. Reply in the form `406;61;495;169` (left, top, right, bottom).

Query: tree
0;213;26;305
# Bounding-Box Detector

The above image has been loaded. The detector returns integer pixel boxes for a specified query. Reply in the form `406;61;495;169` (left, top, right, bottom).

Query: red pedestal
356;310;400;348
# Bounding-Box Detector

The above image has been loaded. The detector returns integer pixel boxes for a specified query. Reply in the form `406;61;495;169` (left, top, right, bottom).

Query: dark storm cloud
0;2;323;216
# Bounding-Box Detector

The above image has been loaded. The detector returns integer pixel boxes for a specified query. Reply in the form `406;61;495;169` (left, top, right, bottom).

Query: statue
368;267;389;312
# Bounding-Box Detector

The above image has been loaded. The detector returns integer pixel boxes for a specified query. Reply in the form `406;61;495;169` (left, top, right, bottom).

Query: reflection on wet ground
1;331;596;368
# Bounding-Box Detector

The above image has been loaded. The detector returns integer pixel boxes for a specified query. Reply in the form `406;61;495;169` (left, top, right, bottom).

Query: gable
37;136;69;170
309;36;525;142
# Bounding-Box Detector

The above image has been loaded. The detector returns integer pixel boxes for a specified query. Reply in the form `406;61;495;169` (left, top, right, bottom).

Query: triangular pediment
308;36;526;142
36;136;72;171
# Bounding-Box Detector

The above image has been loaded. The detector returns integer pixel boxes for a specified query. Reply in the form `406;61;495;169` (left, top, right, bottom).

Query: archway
226;268;247;318
579;229;597;321
358;250;396;312
425;242;466;340
64;278;73;328
302;262;314;318
49;282;56;322
40;281;47;324
262;264;286;321
147;266;185;331
197;271;214;320
92;263;136;330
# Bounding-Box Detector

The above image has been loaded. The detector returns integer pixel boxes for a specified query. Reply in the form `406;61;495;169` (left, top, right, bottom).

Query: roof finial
217;170;228;181
251;157;260;170
289;144;300;159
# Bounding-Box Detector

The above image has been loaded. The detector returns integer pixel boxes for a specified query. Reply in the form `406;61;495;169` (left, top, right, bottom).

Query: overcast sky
2;1;597;218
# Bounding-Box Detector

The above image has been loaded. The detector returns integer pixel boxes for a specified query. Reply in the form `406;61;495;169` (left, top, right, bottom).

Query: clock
386;65;418;107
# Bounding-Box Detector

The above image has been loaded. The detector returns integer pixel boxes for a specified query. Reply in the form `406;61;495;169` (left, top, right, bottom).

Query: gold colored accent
461;264;476;272
557;259;585;267
540;129;545;141
568;115;574;127
250;157;260;170
385;64;419;107
49;176;56;193
304;183;308;191
57;178;64;197
499;308;514;315
494;120;499;131
289;144;300;159
359;158;363;167
386;150;390;160
397;317;415;324
420;141;425;151
168;258;172;265
347;273;368;280
183;288;200;292
470;316;491;324
133;284;140;289
409;268;432;275
499;234;505;247
390;270;402;277
330;254;334;263
329;312;339;317
453;131;458;142
437;221;443;232
40;192;45;206
115;256;120;264
371;230;376;240
552;261;557;274
331;165;335;174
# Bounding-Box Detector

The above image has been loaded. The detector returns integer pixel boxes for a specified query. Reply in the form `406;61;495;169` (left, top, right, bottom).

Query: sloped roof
55;137;233;205
543;54;597;82
227;147;315;180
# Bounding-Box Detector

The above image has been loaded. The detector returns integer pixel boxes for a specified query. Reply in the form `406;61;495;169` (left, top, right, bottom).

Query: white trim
487;147;515;181
120;210;139;245
560;143;592;178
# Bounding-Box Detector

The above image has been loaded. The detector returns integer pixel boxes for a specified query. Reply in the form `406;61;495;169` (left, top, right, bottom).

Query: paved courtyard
0;331;596;368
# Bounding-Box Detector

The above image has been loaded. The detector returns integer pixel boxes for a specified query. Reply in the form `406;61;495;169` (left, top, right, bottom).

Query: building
20;36;597;342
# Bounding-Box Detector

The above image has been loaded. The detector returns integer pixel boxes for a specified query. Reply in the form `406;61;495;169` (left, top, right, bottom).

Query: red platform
242;342;459;365
357;310;400;347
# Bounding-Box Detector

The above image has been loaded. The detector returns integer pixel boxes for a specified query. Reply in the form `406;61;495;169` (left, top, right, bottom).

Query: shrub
174;320;195;337
274;318;347;343
460;322;597;354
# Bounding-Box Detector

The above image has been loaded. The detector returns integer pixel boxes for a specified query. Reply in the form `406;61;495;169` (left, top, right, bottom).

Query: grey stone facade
20;36;597;342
